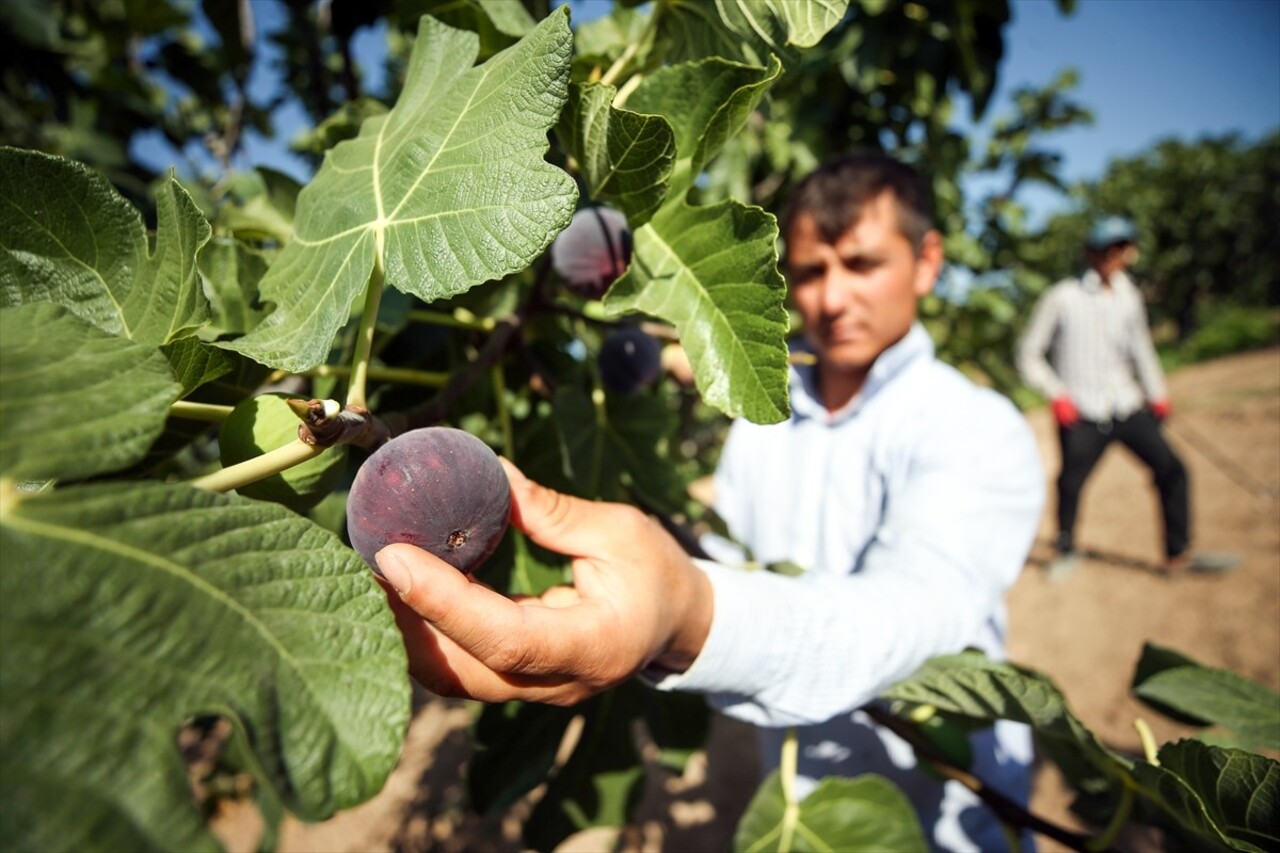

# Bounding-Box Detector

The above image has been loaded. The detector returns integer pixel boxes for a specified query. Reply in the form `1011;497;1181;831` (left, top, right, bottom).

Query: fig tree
219;393;346;513
551;205;631;299
346;427;510;575
598;326;662;395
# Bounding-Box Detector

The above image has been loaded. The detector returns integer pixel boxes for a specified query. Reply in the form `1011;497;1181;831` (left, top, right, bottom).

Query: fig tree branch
862;706;1112;853
393;315;522;434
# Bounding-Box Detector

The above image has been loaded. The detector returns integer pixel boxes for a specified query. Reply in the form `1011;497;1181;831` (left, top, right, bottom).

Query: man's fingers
375;543;613;680
500;458;635;558
384;594;597;705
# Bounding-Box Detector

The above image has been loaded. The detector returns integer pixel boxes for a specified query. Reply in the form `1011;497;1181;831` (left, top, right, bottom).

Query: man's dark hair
780;149;935;255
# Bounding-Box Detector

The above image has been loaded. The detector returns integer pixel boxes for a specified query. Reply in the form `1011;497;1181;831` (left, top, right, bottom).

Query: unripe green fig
219;393;347;513
345;427;511;575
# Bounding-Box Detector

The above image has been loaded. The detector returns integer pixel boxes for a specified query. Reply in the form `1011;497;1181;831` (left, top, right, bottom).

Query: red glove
1151;398;1172;420
1051;396;1080;428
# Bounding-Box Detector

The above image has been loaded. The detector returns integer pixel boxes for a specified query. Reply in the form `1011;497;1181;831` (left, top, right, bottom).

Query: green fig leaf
223;11;577;371
734;772;927;853
0;482;411;850
160;336;235;397
197;236;271;338
558;81;676;227
604;199;790;424
1132;644;1280;750
626;56;781;197
655;0;849;67
401;0;536;57
216;166;302;245
0;304;182;482
1131;740;1280;852
551;384;680;509
881;652;1128;796
0;147;212;346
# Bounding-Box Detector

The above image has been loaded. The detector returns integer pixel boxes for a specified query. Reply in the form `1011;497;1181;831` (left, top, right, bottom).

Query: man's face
1090;241;1136;278
785;191;942;373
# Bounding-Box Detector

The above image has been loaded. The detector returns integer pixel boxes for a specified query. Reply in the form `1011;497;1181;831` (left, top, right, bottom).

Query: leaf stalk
191;439;325;493
304;364;451;387
778;726;800;852
491;365;515;462
347;247;387;409
409;308;496;331
169;401;235;422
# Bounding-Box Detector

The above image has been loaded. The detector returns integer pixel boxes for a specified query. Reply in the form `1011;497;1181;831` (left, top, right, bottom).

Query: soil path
249;347;1279;853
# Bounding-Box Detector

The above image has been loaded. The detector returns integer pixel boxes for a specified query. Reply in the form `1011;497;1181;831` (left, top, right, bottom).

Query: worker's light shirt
1016;269;1167;421
654;324;1045;851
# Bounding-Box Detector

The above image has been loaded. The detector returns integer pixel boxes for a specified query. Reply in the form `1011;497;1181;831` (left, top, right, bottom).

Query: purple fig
551;205;631;299
598;326;662;394
346;427;510;575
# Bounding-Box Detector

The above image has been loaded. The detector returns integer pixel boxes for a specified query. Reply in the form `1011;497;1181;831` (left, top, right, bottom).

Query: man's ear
913;230;944;297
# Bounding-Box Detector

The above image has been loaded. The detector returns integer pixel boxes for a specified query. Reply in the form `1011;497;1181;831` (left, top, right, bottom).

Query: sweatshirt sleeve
650;398;1045;727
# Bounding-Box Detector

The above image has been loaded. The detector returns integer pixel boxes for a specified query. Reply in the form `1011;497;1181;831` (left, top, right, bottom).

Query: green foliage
1034;133;1280;341
219;394;348;513
0;482;410;851
882;649;1280;850
2;2;1275;851
1163;304;1280;368
0;148;212;345
224;11;578;371
0;304;182;481
734;772;927;852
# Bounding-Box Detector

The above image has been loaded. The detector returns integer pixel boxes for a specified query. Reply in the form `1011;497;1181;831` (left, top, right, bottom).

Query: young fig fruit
346;427;510;576
551;205;631;300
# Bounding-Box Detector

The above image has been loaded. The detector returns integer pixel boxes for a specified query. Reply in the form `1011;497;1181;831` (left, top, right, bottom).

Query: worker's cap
1085;215;1138;249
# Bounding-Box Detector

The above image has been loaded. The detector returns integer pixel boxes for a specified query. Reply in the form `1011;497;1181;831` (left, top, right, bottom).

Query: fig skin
219;393;347;513
598;326;662;394
346;427;511;576
551;205;632;300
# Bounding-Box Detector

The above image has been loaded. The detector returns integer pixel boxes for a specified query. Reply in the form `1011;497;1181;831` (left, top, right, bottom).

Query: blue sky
139;0;1279;224
979;0;1280;221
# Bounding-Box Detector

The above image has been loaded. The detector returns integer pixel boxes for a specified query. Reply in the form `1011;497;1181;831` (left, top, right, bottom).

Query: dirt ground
227;347;1279;853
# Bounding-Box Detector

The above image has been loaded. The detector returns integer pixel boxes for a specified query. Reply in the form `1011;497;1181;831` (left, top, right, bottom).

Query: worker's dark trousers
1054;409;1190;559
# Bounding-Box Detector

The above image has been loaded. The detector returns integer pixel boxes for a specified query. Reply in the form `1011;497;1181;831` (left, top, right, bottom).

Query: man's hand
374;459;714;706
1150;398;1172;421
1051;396;1080;428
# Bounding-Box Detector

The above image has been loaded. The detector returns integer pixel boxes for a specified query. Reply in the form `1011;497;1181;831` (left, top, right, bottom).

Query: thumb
500;457;624;558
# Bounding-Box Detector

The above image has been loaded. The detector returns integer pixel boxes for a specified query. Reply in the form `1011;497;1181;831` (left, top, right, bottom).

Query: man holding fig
1017;216;1224;577
375;151;1045;850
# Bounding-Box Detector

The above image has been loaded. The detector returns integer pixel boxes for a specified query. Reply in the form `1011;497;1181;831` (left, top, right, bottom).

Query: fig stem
779;727;800;851
599;37;639;89
304;364;450;387
491;364;515;461
347;247;386;410
1088;777;1135;853
409;309;496;332
1133;717;1159;765
191;439;326;493
169;401;234;422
